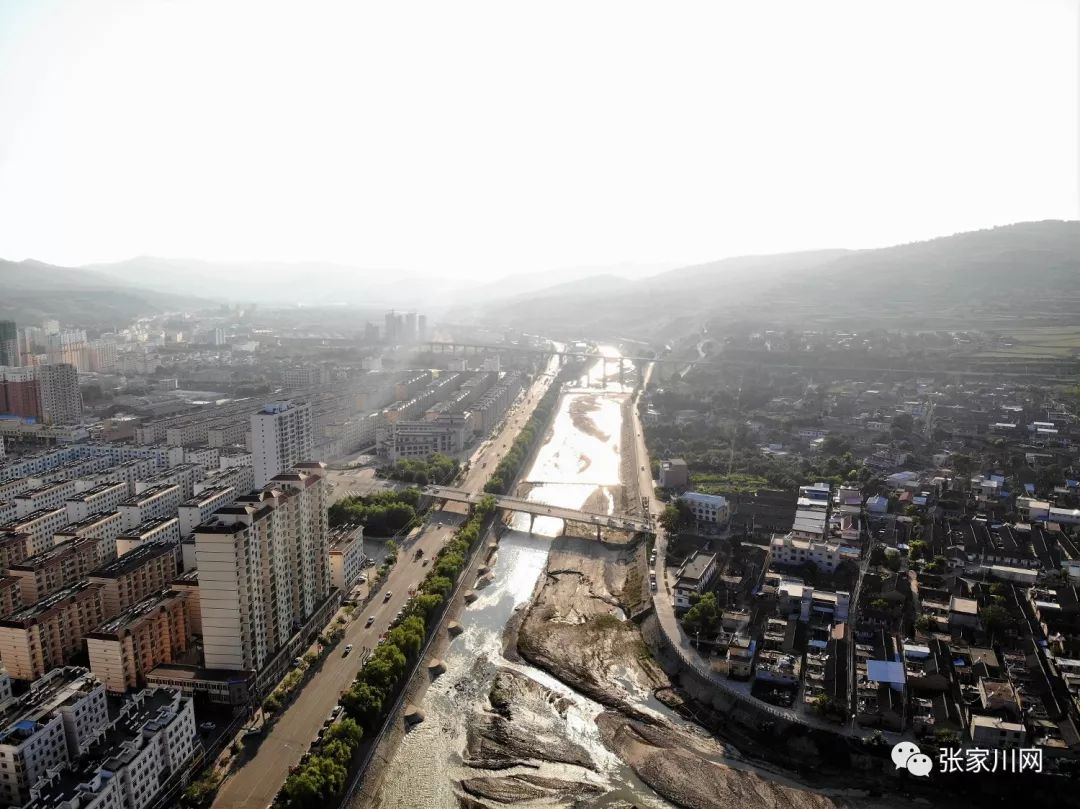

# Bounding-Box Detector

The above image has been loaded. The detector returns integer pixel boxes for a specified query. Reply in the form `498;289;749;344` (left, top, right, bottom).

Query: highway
212;363;558;809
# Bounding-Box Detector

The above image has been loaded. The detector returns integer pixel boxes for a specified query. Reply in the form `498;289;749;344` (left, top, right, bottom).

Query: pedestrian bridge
423;486;655;536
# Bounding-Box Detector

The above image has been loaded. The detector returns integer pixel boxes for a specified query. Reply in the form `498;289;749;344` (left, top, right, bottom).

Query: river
370;346;681;807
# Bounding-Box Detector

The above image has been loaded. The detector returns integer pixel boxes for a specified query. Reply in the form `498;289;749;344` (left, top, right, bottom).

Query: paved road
213;362;559;809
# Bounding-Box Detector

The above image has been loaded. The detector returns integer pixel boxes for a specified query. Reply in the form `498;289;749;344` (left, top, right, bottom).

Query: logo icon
891;742;932;777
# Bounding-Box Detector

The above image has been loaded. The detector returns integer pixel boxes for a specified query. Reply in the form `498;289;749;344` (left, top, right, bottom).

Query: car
244;725;262;736
199;721;216;732
357;575;367;584
650;580;658;592
331;705;343;719
365;616;375;627
344;643;354;654
383;591;393;602
641;465;645;471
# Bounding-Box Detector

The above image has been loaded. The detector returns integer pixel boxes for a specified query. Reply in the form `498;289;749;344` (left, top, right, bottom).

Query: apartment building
194;465;254;498
53;511;124;562
135;463;202;500
195;463;328;671
169;570;201;635
0;582;107;680
178;486;236;538
65;481;129;523
0;667;109;806
24;687;197;809
116;517;180;557
328;524;365;593
0;534;28;574
8;538;103;604
0;577;22;618
251;401;314;487
118;484;181;532
86;590;193;693
2;506;69;555
88;542;181;619
35;364;83;425
14;479;78;518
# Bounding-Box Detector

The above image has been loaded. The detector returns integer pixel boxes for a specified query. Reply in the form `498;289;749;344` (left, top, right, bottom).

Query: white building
195;464;329;672
328;524;365;593
14;480;78;519
770;533;857;573
0;667;109;806
118;485;181;532
178;486;236;538
116;517;181;557
681;492;729;529
65;482;128;523
672;551;718;610
25;687;197;809
251;401;314;488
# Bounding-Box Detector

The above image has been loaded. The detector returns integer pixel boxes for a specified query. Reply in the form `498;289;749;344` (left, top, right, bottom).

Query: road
213;361;559;809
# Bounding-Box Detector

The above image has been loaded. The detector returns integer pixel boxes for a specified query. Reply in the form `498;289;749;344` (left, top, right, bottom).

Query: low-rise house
672;551;718;610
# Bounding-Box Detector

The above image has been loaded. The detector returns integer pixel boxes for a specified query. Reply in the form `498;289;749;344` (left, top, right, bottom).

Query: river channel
370;346;683;807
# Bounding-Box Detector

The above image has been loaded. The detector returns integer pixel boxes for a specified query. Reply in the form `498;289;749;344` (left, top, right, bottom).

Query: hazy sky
0;0;1076;279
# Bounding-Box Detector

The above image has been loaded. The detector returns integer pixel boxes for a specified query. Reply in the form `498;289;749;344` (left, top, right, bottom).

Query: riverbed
369;348;846;808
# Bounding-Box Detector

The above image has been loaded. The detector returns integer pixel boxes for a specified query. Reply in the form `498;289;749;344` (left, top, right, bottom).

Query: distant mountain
0;258;210;327
456;221;1080;337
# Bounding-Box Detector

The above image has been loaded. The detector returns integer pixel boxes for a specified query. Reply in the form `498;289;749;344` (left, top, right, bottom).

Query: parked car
244;726;261;736
199;721;216;732
365;616;375;627
344;643;354;655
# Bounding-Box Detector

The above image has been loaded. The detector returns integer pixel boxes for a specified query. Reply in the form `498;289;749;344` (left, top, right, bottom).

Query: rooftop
89;541;177;579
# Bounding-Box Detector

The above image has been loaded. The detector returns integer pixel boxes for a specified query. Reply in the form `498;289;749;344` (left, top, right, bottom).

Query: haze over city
1;3;1079;809
0;0;1077;277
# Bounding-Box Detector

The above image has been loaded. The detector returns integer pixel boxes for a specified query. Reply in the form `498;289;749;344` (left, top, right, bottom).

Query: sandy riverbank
510;535;904;809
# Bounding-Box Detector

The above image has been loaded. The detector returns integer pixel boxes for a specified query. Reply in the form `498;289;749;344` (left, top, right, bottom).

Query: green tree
341;683;384;730
683;592;720;634
907;539;928;561
980;604;1015;637
915;615;934;633
868;545;886;567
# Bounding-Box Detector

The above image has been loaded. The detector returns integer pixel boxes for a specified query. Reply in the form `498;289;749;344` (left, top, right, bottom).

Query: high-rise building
0;366;42;421
383;310;400;344
404;312;418;342
45;330;87;370
194;463;329;672
0;321;17;367
417;313;428;341
35;364;82;425
251;401;313;487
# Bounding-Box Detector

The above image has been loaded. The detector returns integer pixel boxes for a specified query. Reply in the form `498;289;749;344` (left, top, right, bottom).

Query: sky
0;0;1076;280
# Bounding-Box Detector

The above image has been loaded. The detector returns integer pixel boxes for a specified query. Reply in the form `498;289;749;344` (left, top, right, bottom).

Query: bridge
423;486;655;538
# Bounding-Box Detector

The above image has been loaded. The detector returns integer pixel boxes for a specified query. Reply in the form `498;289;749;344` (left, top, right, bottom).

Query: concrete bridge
424;486;655;538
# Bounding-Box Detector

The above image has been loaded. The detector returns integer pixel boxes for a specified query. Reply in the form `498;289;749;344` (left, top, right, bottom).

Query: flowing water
371;347;674;807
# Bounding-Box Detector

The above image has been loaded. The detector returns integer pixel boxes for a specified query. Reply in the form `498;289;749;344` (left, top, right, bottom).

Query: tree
915;615;934;633
907;540;928;562
659;500;693;534
682;592;720;635
325;717;363;748
868;545;886;567
342;683;384;730
891;413;914;434
980;604;1015;637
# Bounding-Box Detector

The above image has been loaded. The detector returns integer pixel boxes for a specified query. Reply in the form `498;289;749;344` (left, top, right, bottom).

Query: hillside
456;221;1080;337
0;259;210;326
